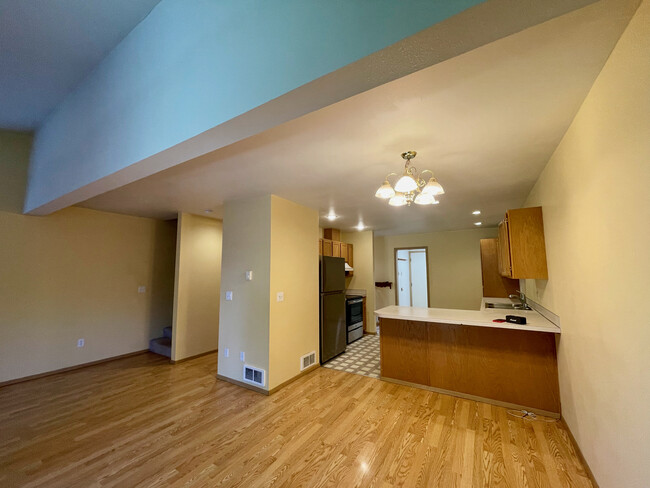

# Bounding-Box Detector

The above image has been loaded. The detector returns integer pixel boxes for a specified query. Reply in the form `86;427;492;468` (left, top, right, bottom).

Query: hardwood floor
0;352;594;487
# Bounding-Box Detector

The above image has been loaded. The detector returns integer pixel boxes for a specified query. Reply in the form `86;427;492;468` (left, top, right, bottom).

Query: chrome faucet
509;291;532;310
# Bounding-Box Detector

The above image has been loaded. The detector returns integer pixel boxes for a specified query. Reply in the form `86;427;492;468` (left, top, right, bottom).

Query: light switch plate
225;291;233;301
277;292;284;302
224;348;229;358
138;286;146;294
245;271;253;281
240;351;245;362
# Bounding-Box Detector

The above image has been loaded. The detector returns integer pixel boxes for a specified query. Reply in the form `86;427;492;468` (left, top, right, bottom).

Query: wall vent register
300;351;317;371
243;365;265;387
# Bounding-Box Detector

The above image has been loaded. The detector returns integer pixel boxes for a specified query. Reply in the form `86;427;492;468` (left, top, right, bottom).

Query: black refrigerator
319;256;346;364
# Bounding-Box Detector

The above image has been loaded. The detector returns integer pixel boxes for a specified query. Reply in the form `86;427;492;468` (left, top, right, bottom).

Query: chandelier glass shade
422;177;444;196
374;180;396;199
388;192;407;207
394;174;418;193
375;151;444;207
414;192;438;205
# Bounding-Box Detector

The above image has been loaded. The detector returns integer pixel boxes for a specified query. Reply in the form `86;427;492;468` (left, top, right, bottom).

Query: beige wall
374;227;498;312
521;3;649;485
269;196;319;389
0;131;176;383
217;196;272;387
341;230;376;333
172;213;222;361
218;195;320;391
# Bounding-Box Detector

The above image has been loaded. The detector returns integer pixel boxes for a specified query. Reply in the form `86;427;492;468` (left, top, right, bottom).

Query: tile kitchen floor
323;332;380;378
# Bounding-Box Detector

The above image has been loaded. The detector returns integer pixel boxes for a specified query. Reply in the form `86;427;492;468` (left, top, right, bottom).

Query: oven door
346;298;364;326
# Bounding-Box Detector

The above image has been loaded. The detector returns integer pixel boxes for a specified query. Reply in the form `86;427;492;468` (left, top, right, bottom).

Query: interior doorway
395;247;430;307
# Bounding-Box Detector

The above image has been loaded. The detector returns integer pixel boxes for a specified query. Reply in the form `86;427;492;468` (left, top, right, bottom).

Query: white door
409;251;428;307
396;250;411;306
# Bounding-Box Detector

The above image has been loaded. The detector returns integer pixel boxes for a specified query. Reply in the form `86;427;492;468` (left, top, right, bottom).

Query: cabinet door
340;243;348;262
480;238;518;297
332;241;341;257
497;219;513;278
319;239;323;256
507;207;548;279
347;244;353;267
323;228;341;241
322;240;333;257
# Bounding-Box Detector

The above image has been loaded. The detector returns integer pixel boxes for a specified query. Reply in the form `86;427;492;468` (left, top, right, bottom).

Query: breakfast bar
375;303;561;417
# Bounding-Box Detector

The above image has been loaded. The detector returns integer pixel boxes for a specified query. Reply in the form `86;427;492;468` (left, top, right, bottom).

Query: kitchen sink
485;302;532;310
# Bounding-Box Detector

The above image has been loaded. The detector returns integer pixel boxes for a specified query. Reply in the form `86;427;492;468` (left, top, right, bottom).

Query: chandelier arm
419;169;434;178
384;172;399;181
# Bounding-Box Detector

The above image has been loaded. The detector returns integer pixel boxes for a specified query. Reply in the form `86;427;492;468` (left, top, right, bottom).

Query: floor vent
300;351;317;371
243;365;265;387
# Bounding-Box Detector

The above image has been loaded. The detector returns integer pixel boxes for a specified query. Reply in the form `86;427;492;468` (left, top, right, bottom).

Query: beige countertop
375;298;560;334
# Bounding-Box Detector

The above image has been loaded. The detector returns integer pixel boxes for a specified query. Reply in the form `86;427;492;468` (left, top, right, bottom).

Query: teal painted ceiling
0;0;161;130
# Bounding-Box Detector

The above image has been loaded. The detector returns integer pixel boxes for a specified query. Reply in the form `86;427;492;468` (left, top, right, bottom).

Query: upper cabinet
323;228;341;241
319;228;354;276
480;238;519;298
332;241;341;257
340;243;348;262
497;206;548;279
322;239;333;257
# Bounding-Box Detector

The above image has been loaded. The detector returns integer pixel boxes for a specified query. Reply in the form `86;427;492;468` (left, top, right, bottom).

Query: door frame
393;246;431;307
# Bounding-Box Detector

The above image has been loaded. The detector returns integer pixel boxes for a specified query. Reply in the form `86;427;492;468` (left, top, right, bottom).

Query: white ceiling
80;0;638;236
0;0;161;130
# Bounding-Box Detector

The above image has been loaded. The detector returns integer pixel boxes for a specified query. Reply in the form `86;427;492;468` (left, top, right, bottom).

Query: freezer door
320;292;346;363
320;256;345;293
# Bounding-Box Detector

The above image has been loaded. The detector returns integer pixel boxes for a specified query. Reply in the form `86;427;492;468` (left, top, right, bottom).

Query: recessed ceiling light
356;222;365;231
326;212;338;221
204;209;213;214
474;222;482;226
472;210;481;215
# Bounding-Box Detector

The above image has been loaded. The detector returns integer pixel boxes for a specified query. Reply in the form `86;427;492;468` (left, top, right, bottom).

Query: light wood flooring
0;352;594;487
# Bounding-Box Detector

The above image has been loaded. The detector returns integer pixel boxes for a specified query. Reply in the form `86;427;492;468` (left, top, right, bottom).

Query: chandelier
375;151;444;206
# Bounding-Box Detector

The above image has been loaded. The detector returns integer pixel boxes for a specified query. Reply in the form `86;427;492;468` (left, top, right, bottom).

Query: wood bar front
379;318;560;415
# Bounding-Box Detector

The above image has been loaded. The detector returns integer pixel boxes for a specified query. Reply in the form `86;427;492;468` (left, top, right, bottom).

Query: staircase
149;326;172;358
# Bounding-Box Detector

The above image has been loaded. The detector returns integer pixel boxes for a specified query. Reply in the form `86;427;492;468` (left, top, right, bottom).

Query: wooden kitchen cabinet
346;244;353;276
497;206;548;279
318;231;353;276
322;239;333;257
480;238;519;297
323;228;341;241
379;317;560;415
497;220;511;277
332;241;341;257
340;243;348;262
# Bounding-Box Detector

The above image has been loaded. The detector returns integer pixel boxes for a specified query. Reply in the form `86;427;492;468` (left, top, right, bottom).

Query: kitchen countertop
375;298;560;334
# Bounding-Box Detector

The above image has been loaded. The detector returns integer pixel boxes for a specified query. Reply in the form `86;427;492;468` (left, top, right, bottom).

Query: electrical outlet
240;351;245;362
138;286;146;294
277;291;284;302
77;338;85;348
225;291;233;301
224;348;229;358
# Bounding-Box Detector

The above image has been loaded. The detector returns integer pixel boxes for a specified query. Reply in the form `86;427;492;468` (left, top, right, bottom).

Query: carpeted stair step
149;337;171;358
163;326;173;339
